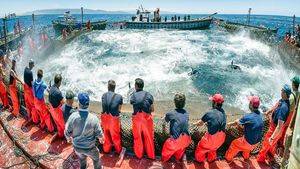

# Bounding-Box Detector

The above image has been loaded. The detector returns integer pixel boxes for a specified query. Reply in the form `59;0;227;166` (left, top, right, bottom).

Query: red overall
101;113;122;154
49;104;65;138
132;112;155;159
278;109;294;145
24;84;38;121
34;98;54;132
257;121;283;162
0;81;9;108
195;131;226;162
225;136;257;161
161;134;191;162
9;79;20;116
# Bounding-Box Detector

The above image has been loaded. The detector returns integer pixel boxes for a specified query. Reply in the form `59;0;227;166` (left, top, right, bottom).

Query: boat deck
0;110;270;169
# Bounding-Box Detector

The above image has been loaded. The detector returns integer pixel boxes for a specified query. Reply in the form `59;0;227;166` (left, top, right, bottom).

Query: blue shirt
49;85;63;108
33;78;47;100
165;109;189;139
272;99;290;125
61;104;76;123
239;110;264;145
201;108;226;135
101;91;123;116
130;90;154;115
65;109;103;149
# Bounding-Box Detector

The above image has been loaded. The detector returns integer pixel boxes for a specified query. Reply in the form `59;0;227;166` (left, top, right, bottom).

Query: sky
0;0;299;17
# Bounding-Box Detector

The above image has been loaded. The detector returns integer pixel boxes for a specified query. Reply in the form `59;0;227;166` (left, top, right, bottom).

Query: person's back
33;78;47;100
102;91;123;116
130;90;154;115
66;110;101;149
241;110;263;145
165;109;189;139
203;108;226;135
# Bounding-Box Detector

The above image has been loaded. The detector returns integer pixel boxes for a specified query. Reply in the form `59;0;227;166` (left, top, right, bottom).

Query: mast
32;13;35;30
81;7;84;25
247;8;252;25
3;16;7;52
292;15;296;36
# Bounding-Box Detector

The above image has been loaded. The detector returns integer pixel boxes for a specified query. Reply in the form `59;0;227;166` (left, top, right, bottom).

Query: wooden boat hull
52;20;107;35
278;41;300;73
125;18;212;30
218;21;278;41
0;28;32;51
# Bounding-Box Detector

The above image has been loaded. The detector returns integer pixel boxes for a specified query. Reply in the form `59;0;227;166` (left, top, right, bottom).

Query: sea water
5;14;299;112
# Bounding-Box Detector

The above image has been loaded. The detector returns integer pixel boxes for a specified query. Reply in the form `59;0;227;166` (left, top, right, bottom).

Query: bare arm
150;104;154;113
193;120;205;127
11;70;23;84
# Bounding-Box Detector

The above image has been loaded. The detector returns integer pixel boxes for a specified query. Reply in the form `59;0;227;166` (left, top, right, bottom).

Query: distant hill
23;8;130;15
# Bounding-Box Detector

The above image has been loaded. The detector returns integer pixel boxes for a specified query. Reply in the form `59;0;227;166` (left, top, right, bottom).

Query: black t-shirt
101;91;123;116
23;67;33;87
201;108;226;135
130;90;154;115
49;85;63;108
165;108;189;139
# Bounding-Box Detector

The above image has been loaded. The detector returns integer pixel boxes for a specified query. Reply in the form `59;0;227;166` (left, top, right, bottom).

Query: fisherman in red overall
0;50;10;110
225;96;264;161
193;93;226;163
130;78;155;159
161;93;191;166
23;59;38;123
257;84;291;163
9;58;24;117
49;74;65;140
33;69;54;132
101;80;126;166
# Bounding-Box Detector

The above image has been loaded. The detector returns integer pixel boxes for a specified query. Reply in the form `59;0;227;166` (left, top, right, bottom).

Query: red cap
209;94;224;104
248;96;260;108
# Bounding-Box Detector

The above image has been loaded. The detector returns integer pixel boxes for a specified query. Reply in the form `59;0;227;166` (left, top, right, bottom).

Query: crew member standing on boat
281;76;300;166
225;96;263;161
65;92;104;169
130;78;155;159
49;74;65;140
61;90;76;123
33;69;54;132
0;50;10;110
193;93;226;163
101;80;126;161
257;84;291;163
161;93;191;163
23;59;38;123
9;58;23;117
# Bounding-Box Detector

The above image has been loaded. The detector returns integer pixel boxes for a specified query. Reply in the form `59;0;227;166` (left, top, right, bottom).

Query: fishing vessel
216;8;278;40
125;6;214;30
0;16;32;51
52;10;107;35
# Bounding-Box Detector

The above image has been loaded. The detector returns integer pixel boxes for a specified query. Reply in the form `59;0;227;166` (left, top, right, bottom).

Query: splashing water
19;28;295;112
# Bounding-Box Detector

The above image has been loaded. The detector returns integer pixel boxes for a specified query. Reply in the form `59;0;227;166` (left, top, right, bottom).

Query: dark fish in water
230;60;241;71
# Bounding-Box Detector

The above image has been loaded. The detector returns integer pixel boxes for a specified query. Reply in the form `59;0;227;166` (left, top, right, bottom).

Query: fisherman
23;59;38;123
174;15;177;21
184;16;187;21
9;58;23;117
161;93;191;164
101;80;126;164
165;16;167;22
281;76;300;166
257;84;291;163
87;20;91;30
178;16;180;21
193;93;226;163
0;50;10;110
65;92;104;169
33;69;54;132
187;15;191;20
62;28;67;40
225;96;263;161
130;78;155;159
49;74;65;140
61;90;76;123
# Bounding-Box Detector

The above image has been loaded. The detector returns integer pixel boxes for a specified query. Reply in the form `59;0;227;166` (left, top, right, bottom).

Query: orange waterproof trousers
162;134;191;162
24;84;39;122
225;136;257;161
34;98;54;132
9;80;19;116
49;104;65;138
132;112;155;159
101;113;122;154
195;131;226;163
0;81;9;108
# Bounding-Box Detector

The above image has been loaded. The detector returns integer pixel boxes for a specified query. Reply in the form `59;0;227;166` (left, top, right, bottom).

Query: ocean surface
2;14;299;112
